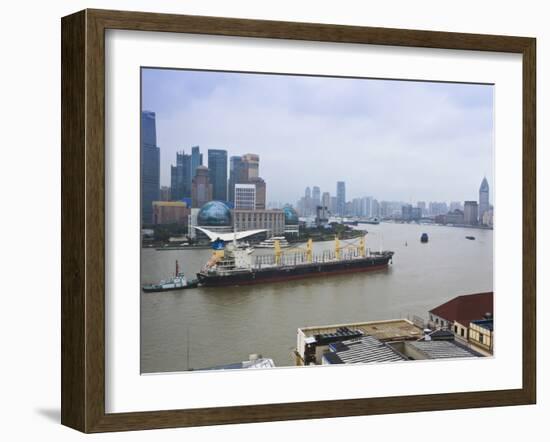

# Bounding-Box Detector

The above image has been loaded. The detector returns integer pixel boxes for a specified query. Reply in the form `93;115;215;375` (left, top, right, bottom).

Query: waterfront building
242;153;259;180
233;209;285;237
283;205;300;236
234;183;256;210
446;209;465;225
401;204;412;221
468;319;494;354
336;181;346;216
464;201;479;225
450;201;463;212
170;151;192;200
296;319;423;366
482;209;494;227
479;177;490;224
191;166;213;208
189;201;233;242
160;186;171;201
322;335;406;365
299;318;482;366
208;149;228;201
152;201;190;225
392;340;481;360
428;292;493;340
141;110;160;224
187;208;200;239
228;156;247;204
401;204;421;221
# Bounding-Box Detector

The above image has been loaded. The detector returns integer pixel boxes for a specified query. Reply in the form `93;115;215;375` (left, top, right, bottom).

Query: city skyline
142;68;494;204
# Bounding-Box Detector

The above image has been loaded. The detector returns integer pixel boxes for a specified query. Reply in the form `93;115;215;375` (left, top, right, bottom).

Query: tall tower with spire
479;177;490;224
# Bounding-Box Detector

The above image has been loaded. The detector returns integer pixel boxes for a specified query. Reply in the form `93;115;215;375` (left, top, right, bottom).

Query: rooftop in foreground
299;319;423;342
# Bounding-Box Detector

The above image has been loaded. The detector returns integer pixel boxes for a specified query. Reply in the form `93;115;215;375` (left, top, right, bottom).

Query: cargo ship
197;236;394;287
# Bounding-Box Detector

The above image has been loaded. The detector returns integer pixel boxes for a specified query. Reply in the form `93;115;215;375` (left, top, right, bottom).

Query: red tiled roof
429;292;493;327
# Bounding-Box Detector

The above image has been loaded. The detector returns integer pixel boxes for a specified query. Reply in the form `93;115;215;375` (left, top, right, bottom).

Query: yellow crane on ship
273;235;366;265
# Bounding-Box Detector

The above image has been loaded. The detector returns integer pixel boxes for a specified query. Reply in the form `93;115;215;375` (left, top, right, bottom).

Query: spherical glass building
283;206;299;225
197;201;232;227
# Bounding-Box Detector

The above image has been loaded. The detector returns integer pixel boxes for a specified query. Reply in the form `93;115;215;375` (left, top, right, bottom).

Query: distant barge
197;236;394;287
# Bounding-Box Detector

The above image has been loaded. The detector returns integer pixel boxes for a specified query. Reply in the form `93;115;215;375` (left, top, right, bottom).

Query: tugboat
142;260;198;292
420;233;429;243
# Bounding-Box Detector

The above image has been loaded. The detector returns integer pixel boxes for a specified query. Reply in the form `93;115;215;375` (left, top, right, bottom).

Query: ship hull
197;255;392;287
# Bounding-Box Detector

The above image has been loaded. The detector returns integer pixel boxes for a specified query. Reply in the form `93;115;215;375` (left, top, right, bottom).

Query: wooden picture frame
61;9;536;433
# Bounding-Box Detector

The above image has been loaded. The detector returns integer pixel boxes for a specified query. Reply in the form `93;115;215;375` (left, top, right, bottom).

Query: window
461;328;465;337
454;325;458;333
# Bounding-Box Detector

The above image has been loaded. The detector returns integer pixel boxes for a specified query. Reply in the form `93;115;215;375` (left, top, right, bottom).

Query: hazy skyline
142;68;494;205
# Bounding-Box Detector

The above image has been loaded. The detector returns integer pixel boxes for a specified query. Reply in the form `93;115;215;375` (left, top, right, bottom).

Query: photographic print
140;68;494;373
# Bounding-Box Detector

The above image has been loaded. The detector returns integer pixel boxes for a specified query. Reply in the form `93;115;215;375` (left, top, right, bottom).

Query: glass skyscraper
336;181;346;216
191;146;203;179
170;151;192;200
208;149;228;201
228;155;246;203
141;111;160;224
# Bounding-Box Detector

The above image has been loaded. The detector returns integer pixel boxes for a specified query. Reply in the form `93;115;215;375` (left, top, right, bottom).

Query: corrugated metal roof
407;341;481;359
324;336;406;365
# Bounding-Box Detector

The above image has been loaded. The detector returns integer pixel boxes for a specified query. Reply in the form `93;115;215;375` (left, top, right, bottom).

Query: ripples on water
140;222;493;373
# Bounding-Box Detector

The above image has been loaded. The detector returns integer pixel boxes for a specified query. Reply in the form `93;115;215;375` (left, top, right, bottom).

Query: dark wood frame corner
61;8;536;433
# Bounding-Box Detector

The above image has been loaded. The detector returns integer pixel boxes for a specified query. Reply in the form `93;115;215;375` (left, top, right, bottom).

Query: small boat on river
142;260;198;292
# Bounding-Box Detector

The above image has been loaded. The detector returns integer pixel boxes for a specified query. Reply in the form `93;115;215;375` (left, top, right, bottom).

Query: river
140;222;493;373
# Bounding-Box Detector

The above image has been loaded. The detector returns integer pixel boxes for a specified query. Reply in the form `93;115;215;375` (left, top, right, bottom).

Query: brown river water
140;222;493;373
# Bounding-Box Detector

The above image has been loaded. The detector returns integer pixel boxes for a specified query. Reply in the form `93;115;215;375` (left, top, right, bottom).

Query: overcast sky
142;68;494;205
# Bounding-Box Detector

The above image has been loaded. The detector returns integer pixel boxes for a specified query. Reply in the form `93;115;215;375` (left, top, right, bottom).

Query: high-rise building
312;186;321;207
191;146;203;179
228;156;247;203
464;201;479;225
249;177;266;210
170;151;192;200
234;183;256;210
191;166;213;208
242;153;259;180
336;181;346;216
141;111;160;224
479;177;490;224
208;149;228;201
322;192;331;211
